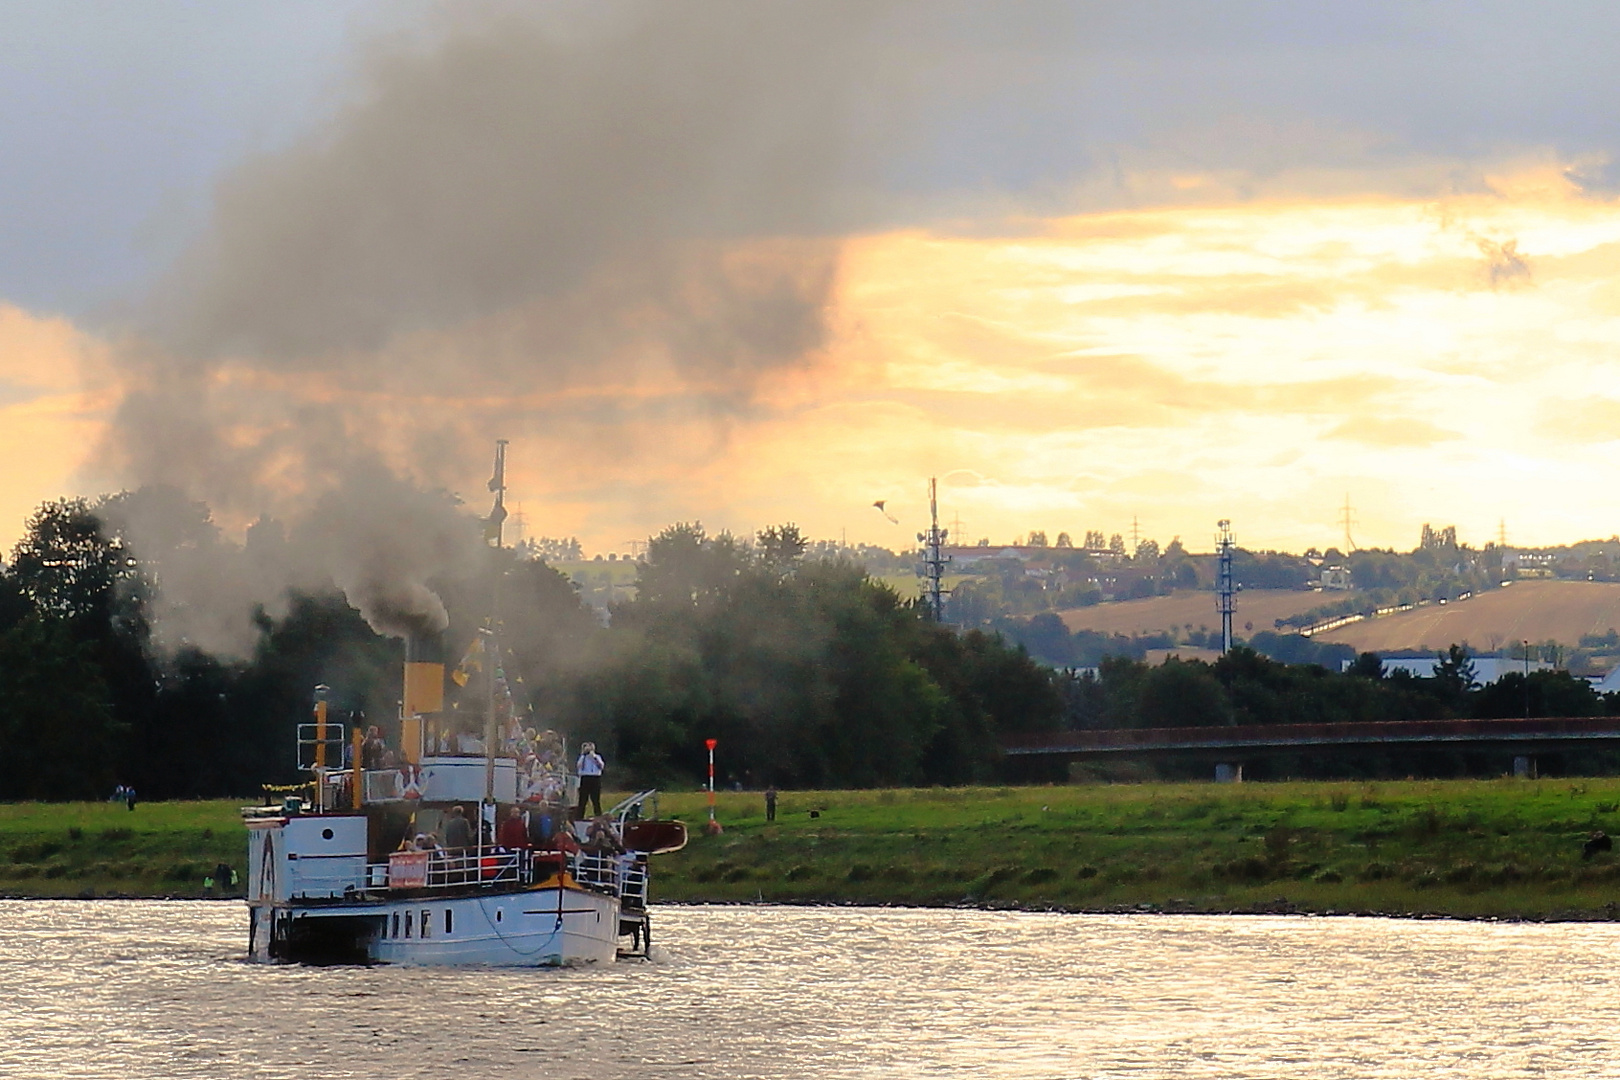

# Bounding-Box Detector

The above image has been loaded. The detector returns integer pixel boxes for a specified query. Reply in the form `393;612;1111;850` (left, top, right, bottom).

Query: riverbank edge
10;780;1620;918
4;892;1619;924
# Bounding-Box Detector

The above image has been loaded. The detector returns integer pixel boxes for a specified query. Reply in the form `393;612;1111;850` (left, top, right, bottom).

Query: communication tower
916;477;951;621
1216;519;1236;653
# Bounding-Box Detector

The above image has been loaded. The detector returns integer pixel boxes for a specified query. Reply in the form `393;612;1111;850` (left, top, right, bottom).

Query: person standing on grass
576;742;604;819
125;786;137;811
765;786;777;823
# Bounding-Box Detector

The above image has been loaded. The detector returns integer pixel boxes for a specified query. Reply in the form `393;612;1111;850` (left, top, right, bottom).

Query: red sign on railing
388;850;430;889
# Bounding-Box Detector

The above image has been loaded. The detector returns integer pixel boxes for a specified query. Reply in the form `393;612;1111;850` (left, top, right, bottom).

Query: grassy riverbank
9;780;1620;917
0;800;242;897
652;780;1620;919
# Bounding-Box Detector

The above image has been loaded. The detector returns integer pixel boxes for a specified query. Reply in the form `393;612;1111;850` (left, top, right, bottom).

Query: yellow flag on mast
450;635;485;687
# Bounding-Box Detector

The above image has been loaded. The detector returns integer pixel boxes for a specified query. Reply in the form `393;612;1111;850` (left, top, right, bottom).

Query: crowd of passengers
401;804;626;860
361;725;574;800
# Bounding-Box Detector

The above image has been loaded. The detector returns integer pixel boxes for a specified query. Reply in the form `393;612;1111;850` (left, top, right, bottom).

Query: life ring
399;763;423;800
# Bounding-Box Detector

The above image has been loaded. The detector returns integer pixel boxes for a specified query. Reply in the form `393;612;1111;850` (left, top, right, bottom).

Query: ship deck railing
369;848;527;891
367;847;648;903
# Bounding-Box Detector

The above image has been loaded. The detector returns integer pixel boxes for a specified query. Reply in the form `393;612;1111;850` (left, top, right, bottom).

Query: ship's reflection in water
3;901;1619;1078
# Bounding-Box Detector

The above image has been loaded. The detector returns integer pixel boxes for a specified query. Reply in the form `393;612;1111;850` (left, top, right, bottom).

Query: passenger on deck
527;804;555;847
442;805;474;850
498;806;529;849
584;815;625;854
362;726;387;769
576;742;605;818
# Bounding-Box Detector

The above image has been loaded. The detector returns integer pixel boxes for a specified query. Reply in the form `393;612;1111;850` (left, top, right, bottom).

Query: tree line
7;490;1615;803
0;497;1063;801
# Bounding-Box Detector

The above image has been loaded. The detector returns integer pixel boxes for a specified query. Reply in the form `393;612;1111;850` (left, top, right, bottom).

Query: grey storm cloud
81;0;1620;655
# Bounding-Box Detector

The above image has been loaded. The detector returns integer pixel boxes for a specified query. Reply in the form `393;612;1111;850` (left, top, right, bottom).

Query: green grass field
9;780;1620;916
652;780;1620;918
0;800;243;898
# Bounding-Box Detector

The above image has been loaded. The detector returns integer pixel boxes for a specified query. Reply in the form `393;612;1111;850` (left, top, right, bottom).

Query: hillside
1057;588;1328;637
1316;579;1620;653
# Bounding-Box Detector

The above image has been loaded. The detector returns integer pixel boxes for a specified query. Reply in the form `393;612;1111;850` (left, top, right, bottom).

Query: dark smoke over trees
0;494;1060;800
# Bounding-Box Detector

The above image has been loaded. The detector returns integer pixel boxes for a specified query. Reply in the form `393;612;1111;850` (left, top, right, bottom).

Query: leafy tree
0;614;120;799
1347;652;1385;678
1433;644;1478;696
1475;670;1601;719
9;498;133;628
1137;659;1228;727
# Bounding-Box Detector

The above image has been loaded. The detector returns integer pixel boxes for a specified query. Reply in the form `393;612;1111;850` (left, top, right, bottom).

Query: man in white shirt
576;741;605;818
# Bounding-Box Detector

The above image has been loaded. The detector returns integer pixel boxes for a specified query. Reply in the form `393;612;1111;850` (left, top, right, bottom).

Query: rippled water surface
5;901;1620;1078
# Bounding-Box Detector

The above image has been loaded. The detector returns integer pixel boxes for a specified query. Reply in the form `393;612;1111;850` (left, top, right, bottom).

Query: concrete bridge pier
1214;762;1244;783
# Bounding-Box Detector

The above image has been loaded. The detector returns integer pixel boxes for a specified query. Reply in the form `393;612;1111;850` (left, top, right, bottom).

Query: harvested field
1057;588;1326;637
1317;579;1620;653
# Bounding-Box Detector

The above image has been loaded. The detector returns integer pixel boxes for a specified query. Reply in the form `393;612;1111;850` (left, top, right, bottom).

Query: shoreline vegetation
8;781;1620;920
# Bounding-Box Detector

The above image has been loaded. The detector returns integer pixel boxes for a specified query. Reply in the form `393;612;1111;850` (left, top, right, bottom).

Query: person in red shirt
497;805;529;849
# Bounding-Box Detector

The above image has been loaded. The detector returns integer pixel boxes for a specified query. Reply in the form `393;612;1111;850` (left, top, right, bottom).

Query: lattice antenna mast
1216;519;1236;654
1338;494;1358;553
916;477;952;621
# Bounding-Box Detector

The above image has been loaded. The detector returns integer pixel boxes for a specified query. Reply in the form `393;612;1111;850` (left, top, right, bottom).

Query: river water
3;901;1619;1079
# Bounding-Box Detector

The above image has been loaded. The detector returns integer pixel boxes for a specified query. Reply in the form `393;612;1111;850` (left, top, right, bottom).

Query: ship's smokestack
401;635;445;765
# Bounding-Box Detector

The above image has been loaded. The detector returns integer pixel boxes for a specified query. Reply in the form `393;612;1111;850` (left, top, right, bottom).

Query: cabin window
405;911;413;938
420;909;430;939
444;909;453;935
391;912;400;938
496;908;503;923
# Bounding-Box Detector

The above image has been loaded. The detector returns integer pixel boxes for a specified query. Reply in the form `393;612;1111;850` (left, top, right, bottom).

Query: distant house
1343;652;1552;683
1503;550;1557;578
1319;565;1352;591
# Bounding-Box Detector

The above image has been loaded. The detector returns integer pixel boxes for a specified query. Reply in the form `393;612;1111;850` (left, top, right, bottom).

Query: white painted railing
366;846;647;905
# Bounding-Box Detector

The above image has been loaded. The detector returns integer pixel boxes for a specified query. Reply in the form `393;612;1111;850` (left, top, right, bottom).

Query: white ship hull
249;885;623;966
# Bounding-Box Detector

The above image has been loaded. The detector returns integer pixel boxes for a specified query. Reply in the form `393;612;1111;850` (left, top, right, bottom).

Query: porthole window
321;828;334;840
496;908;503;923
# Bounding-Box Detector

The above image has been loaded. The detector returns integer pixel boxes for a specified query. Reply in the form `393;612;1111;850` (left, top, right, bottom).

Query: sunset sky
8;3;1620;558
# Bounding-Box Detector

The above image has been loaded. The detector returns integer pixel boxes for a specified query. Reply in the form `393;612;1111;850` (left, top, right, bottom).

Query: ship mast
483;439;508;829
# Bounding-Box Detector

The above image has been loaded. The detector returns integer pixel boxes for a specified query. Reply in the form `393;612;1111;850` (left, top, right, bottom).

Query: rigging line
479;891;565;958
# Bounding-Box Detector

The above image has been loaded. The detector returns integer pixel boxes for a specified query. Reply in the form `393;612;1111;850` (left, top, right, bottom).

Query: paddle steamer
242;655;685;965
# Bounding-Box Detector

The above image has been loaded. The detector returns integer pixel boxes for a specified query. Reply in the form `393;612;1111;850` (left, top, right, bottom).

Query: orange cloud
18;165;1620;558
1327;416;1462;448
0;305;109;551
